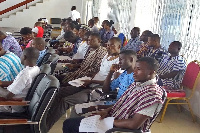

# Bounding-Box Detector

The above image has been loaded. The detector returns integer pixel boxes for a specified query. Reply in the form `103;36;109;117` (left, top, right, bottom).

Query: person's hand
82;80;92;87
93;109;109;120
65;64;74;69
110;64;120;73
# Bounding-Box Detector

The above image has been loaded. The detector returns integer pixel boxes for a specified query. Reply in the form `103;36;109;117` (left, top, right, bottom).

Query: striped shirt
157;55;186;89
109;79;165;132
62;46;107;84
145;47;167;63
0;51;23;81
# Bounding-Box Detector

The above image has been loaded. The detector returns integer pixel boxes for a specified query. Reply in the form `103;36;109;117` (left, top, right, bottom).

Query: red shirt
36;26;44;37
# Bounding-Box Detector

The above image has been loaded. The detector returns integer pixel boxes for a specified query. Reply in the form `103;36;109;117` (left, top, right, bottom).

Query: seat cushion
167;91;186;97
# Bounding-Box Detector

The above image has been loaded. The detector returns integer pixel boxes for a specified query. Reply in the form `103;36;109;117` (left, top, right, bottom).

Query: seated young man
0;31;22;57
58;33;107;85
30;37;47;65
69;50;136;117
20;27;34;49
46;37;120;130
145;34;167;63
157;41;186;89
0;42;23;81
0;47;40;112
63;57;166;133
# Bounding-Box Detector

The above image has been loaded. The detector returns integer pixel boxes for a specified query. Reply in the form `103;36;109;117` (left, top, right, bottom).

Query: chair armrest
0;119;27;124
0;101;29;106
105;128;142;133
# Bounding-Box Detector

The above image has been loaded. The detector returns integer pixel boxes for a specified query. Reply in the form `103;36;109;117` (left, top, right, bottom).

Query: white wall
0;0;83;28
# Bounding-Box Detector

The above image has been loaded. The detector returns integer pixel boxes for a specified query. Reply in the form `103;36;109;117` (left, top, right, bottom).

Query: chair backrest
38;53;52;67
44;54;59;74
40;64;51;75
28;75;60;133
182;60;200;90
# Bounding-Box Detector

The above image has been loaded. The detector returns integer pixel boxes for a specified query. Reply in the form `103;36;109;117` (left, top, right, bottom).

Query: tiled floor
49;105;200;133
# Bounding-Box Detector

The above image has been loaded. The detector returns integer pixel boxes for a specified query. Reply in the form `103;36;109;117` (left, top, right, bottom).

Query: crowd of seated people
0;7;189;132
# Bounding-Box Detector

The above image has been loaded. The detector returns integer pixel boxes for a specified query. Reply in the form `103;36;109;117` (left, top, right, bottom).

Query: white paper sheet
68;76;92;87
79;115;114;133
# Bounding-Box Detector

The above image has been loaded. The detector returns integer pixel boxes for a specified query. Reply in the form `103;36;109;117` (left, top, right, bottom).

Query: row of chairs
0;54;60;133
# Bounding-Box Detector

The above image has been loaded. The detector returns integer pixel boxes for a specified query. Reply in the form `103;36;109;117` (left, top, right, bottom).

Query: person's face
140;31;149;42
88;35;100;48
21;33;33;41
101;21;106;28
130;29;139;38
168;42;179;55
88;20;92;28
107;40;120;55
78;29;87;39
147;37;155;47
119;54;134;70
133;61;152;83
64;24;72;32
73;28;79;36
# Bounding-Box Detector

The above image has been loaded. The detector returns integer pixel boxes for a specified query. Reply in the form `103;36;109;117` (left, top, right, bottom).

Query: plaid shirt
122;36;143;52
109;79;165;132
62;46;107;84
145;47;167;63
157;55;186;89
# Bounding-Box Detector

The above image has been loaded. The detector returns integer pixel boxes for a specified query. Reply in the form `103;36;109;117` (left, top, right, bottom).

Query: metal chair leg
160;98;170;123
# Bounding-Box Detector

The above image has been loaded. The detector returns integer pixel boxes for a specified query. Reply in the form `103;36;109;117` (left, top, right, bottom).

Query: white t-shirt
68;10;81;21
92;54;119;81
73;41;89;59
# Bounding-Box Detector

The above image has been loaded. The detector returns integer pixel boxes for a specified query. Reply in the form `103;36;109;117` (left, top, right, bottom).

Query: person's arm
0;80;13;87
102;64;120;93
83;105;113;114
93;106;113;119
159;71;179;79
114;113;149;130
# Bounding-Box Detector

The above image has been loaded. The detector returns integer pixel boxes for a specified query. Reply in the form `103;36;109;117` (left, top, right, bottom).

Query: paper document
79;115;114;133
68;76;92;87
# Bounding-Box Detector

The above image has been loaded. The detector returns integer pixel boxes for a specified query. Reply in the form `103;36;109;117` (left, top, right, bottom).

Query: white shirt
72;41;89;59
68;10;81;21
92;54;119;81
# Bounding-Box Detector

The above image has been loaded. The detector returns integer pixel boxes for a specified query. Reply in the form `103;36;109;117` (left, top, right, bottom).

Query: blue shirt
104;71;134;105
0;51;23;81
99;28;114;44
72;37;82;55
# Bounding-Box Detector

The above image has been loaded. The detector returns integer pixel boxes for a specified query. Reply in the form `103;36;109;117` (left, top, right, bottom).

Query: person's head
83;31;92;42
20;47;39;66
130;27;140;39
64;31;76;43
73;24;81;36
107;37;121;55
104;20;114;30
147;34;160;48
78;25;90;39
87;33;101;49
101;20;107;28
88;19;95;28
34;22;42;27
0;31;6;42
134;57;158;83
119;50;137;70
64;22;75;32
71;6;76;11
140;30;153;42
168;41;182;56
31;37;46;51
20;27;34;41
93;17;99;25
0;41;6;56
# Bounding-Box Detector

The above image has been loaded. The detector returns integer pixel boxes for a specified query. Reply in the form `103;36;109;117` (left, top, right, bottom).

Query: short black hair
89;19;95;25
120;50;137;59
132;27;140;33
20;27;32;35
64;31;75;40
74;24;81;30
149;34;160;41
137;57;158;72
23;47;39;62
142;30;153;36
90;33;101;40
67;23;75;30
109;37;122;45
171;41;182;48
71;6;76;10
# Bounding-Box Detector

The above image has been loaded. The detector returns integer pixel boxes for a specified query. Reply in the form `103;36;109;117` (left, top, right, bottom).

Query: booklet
79;115;114;133
68;76;92;87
